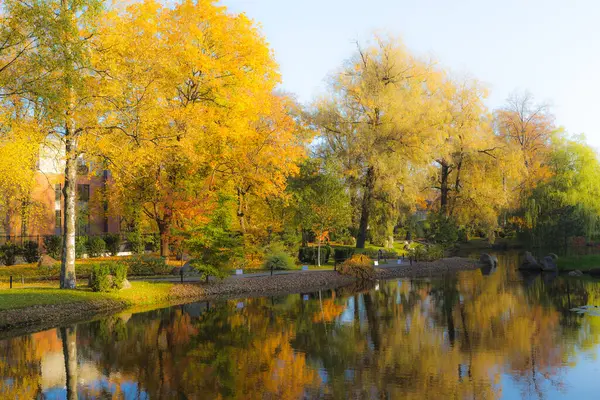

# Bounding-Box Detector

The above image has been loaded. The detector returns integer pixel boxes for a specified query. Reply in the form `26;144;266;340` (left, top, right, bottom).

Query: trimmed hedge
88;264;111;292
298;246;331;264
333;247;355;264
126;254;170;275
111;263;128;289
88;262;128;292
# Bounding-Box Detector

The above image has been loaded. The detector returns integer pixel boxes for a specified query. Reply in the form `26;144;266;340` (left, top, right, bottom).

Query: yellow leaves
91;0;306;238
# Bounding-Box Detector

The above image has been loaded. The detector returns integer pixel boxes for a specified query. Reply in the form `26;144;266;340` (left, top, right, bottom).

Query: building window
55;184;62;202
77;184;90;202
55;210;61;234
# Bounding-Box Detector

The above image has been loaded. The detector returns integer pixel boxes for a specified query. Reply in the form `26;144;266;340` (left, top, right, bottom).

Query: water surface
3;253;600;399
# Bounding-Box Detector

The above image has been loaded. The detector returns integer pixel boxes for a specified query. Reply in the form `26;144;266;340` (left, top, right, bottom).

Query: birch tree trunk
60;133;77;289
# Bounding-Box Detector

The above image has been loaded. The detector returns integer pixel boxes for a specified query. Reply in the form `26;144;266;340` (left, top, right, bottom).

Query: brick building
0;139;120;241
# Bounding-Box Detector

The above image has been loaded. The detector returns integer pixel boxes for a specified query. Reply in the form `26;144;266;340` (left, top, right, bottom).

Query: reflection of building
1;139;119;238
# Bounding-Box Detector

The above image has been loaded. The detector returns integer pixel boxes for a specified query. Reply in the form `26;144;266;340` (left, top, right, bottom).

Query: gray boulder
479;253;496;266
520;251;540;270
540;255;557;272
568;270;584;277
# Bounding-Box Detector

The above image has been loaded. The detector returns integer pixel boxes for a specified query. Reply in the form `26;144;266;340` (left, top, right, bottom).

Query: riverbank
0;257;479;338
558;254;600;275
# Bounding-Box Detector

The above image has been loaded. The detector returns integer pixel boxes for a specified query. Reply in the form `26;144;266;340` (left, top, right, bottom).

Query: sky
225;0;600;148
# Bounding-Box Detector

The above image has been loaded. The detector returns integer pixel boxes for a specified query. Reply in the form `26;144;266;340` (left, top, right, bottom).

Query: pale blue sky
225;0;600;147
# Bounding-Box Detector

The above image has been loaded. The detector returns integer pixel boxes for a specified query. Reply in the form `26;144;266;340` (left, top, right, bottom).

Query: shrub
411;244;444;262
43;235;62;259
333;247;354;264
0;242;21;266
75;236;88;258
263;251;295;271
104;234;122;256
126;254;170;275
87;236;106;258
338;254;375;280
88;262;128;292
340;236;357;246
88;264;111;292
298;246;331;264
111;262;128;289
126;231;145;254
426;214;459;245
22;240;39;263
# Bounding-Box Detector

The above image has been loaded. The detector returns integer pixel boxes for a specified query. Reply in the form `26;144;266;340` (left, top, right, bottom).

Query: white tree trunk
317;233;322;267
60;135;77;289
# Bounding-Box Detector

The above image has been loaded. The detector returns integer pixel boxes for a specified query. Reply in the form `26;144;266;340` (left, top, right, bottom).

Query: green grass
0;281;174;311
558;255;600;272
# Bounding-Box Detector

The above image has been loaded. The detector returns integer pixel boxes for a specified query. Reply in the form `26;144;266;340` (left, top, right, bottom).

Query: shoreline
0;257;479;339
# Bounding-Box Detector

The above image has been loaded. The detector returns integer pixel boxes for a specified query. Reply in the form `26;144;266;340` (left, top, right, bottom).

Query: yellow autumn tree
494;91;557;195
92;0;303;257
430;78;526;237
314;36;448;248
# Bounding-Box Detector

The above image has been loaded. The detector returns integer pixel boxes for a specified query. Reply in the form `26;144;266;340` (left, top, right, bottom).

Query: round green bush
88;264;111;292
88;262;128;292
0;242;21;266
87;237;106;258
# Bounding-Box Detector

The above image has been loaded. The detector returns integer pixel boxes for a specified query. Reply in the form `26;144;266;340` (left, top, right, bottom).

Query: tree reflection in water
2;256;600;399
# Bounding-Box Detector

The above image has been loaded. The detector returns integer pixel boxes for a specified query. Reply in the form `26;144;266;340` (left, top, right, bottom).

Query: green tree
520;135;600;249
184;195;243;281
290;161;351;266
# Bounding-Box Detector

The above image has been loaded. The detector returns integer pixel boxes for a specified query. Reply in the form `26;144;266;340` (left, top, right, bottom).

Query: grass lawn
0;281;174;311
558;255;600;272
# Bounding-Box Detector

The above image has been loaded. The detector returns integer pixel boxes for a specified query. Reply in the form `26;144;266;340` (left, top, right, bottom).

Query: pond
2;253;600;399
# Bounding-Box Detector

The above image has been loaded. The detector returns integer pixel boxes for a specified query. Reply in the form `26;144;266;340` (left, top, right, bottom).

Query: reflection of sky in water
501;347;600;399
41;379;148;399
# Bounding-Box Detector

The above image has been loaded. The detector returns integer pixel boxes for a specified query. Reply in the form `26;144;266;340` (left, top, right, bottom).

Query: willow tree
523;136;600;248
314;37;447;248
430;79;525;238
